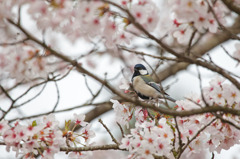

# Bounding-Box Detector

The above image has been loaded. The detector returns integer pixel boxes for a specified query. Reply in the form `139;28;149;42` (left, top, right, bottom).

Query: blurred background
1;1;240;158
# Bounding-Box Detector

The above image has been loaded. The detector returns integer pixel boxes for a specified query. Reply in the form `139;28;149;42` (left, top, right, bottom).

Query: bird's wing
140;75;154;83
140;75;168;95
148;81;176;102
134;75;176;102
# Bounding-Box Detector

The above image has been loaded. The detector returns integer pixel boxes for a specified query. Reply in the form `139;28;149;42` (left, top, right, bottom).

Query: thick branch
60;144;125;152
222;0;240;15
0;142;125;152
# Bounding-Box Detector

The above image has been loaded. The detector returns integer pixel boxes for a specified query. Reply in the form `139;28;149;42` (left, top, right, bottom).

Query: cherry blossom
81;123;96;145
0;120;10;135
73;113;88;127
119;137;132;150
0;113;97;158
155;139;172;157
173;27;194;45
222;84;240;106
110;99;132;128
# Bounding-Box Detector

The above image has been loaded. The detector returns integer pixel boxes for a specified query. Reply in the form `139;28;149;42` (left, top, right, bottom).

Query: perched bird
131;64;176;102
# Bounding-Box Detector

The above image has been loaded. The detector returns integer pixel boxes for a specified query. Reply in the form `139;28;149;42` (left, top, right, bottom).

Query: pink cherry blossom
0;120;10;135
110;99;132;128
22;140;38;155
209;76;225;87
222;84;240;106
155;139;172;156
119;137;132;150
138;141;155;159
81;123;95;145
173;27;194;45
73;113;88;127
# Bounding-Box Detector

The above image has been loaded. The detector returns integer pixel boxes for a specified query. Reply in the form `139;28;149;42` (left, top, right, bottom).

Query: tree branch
99;119;119;145
60;144;125;152
221;0;240;15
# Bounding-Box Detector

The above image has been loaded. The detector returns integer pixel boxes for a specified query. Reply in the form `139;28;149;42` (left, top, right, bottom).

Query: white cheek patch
139;70;148;75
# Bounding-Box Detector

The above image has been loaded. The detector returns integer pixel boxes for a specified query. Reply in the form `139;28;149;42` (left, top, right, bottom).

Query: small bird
131;64;176;103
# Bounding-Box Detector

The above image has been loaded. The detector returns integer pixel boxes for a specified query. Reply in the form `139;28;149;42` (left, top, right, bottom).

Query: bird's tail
160;95;176;103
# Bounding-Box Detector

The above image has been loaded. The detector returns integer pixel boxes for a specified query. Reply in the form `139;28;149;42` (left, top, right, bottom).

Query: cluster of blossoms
113;77;240;158
170;0;229;44
111;99;133;128
0;0;236;83
120;119;174;159
174;77;240;156
202;77;240;106
0;0;233;47
0;0;133;47
25;0;162;45
0;113;95;159
111;98;151;127
0;44;66;83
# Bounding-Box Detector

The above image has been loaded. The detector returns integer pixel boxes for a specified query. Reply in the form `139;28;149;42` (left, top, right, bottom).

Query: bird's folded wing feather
140;75;168;95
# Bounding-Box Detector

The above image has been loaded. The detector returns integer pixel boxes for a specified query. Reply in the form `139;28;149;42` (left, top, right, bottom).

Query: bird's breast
132;76;160;98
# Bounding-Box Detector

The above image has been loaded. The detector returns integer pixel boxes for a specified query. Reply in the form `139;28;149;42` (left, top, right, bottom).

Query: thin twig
52;81;60;112
174;117;183;154
221;45;240;64
196;66;209;107
0;85;14;102
211;152;215;159
215;114;240;130
84;75;94;97
99;119;119;145
8;101;110;123
0;38;29;46
88;82;105;104
117;122;124;138
119;46;178;62
186;29;197;55
14;83;47;108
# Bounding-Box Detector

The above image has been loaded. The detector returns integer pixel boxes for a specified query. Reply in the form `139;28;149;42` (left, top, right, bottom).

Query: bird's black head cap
132;64;148;81
134;64;147;71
